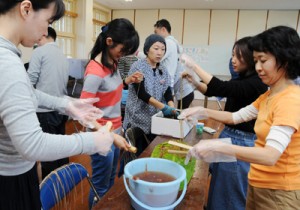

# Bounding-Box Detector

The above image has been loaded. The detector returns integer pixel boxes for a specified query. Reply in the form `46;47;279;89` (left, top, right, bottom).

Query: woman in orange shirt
180;25;300;209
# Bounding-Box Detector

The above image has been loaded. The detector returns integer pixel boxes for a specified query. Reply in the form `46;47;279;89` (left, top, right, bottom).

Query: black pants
177;91;194;109
37;112;69;179
0;164;41;210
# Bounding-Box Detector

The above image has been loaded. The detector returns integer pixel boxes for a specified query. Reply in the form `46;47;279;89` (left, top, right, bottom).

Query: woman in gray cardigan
0;1;128;209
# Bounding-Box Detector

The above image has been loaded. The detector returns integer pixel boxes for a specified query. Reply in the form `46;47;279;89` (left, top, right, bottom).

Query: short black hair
47;27;57;41
248;25;300;79
154;19;171;33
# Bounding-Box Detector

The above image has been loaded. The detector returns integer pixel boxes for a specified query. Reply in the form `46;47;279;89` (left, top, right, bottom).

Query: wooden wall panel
159;9;184;44
267;10;299;29
112;10;135;24
135;10;159;52
237;10;267;39
183;10;210;45
209;10;237;46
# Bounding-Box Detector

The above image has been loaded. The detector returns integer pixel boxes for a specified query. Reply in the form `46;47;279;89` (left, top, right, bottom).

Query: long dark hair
89;18;139;73
0;0;65;22
233;36;256;77
248;25;300;79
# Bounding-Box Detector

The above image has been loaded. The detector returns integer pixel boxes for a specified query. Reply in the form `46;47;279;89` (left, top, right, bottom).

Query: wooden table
93;119;223;210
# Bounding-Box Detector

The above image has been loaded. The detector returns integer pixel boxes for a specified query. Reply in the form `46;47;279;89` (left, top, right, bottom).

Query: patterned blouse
123;58;171;134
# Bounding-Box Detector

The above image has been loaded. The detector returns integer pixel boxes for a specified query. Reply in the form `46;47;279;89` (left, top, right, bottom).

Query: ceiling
96;0;300;10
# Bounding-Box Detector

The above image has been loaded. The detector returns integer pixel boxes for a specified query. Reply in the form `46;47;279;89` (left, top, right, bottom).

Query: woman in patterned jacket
123;34;178;156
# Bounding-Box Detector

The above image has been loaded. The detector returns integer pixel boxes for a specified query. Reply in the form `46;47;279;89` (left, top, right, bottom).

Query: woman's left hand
181;71;194;83
113;133;131;151
66;98;103;126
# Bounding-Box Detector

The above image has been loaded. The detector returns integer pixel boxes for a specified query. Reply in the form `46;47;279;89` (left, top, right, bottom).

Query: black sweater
205;74;268;133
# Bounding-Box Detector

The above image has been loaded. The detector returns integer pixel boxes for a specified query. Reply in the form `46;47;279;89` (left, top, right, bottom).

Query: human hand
126;71;144;84
184;138;236;164
161;105;180;118
180;54;197;72
113;133;131;151
181;71;201;88
181;71;193;83
177;106;208;125
65;98;103;127
92;129;114;156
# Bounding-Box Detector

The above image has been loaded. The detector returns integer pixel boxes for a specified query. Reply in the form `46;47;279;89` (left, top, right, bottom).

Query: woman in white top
0;1;128;209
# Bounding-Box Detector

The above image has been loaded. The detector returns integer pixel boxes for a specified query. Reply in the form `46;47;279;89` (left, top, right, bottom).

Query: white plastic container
151;111;193;138
123;158;187;210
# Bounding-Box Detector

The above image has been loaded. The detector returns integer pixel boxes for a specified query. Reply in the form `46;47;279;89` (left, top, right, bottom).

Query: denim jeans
207;126;256;210
89;128;121;209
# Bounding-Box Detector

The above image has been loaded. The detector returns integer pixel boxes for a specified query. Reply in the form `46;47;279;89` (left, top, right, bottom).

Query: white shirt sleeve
266;126;294;153
232;104;258;124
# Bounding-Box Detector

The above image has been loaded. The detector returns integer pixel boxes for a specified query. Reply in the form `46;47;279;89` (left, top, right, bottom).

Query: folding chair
40;162;100;210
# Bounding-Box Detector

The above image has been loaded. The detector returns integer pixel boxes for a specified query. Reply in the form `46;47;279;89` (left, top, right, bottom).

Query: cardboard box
151;111;193;138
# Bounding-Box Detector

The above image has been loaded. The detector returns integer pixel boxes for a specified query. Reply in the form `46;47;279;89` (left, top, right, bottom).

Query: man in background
154;19;194;109
27;27;69;179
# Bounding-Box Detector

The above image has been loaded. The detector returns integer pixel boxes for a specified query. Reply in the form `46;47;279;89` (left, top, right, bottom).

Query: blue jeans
121;89;128;105
207;126;256;210
89;128;121;209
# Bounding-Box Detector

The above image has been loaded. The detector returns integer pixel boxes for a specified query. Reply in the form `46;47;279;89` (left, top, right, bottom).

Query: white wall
112;9;135;23
237;10;267;39
183;10;210;45
135;10;158;53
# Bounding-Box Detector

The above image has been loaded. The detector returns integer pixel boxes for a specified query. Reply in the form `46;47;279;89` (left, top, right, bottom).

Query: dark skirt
0;164;41;210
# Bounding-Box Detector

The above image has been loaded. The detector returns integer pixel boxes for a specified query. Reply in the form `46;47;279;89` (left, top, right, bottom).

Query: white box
151;111;193;138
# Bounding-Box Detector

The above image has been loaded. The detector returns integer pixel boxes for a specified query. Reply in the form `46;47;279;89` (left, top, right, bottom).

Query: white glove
92;129;114;156
181;70;201;89
180;54;200;87
65;97;103;127
185;138;237;164
180;54;197;72
178;106;208;125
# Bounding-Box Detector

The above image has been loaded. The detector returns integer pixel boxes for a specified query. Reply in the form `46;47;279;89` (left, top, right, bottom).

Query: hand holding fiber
185;138;236;164
93;121;137;153
180;54;197;72
177;106;208;125
92;128;114;156
127;71;144;83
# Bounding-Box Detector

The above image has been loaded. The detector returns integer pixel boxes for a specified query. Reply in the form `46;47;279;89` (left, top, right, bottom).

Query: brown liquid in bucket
133;171;175;183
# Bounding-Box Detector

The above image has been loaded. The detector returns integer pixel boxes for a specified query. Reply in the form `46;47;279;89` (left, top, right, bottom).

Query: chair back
40;162;89;210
